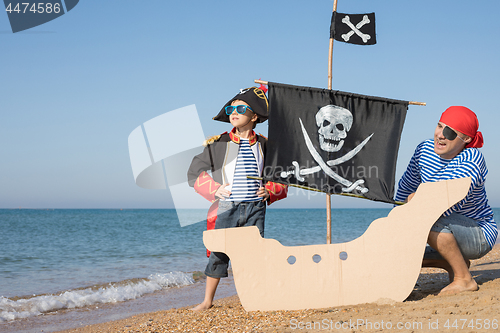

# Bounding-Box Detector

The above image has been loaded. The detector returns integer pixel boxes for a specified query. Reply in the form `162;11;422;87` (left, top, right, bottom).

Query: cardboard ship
204;177;470;311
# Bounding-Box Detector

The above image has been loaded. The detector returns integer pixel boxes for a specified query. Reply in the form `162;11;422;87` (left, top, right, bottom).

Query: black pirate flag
263;82;407;204
330;12;376;45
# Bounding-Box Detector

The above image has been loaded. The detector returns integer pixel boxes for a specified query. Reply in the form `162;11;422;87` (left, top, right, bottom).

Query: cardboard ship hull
203;178;471;311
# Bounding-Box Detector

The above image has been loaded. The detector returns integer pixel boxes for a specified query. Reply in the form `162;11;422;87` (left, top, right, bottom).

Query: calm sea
1;208;497;322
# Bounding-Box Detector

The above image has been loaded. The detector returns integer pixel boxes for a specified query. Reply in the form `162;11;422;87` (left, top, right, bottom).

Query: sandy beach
47;245;500;333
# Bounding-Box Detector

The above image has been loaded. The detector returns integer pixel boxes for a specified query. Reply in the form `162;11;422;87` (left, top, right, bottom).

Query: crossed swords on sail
280;119;373;194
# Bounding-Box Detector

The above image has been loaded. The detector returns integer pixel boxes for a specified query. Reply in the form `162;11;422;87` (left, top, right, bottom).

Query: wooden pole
328;0;338;90
325;0;338;245
256;0;423;245
247;176;405;205
327;38;334;90
254;80;426;106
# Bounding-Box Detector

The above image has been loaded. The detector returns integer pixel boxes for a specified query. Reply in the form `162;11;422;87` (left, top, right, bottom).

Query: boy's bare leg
191;276;220;311
426;231;477;295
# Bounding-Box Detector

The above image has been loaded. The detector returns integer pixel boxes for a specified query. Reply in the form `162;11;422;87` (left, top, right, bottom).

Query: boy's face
229;100;258;128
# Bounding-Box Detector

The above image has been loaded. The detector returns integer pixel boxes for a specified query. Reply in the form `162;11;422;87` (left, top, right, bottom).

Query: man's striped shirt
395;139;497;248
228;139;261;202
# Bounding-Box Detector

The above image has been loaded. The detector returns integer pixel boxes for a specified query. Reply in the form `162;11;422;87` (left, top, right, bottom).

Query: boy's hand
215;183;231;199
257;187;270;201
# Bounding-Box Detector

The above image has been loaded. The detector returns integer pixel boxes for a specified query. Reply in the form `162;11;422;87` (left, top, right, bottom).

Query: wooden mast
326;0;338;244
254;80;425;106
255;0;425;245
328;0;338;90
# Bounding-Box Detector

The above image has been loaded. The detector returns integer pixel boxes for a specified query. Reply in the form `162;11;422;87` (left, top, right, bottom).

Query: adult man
395;106;497;295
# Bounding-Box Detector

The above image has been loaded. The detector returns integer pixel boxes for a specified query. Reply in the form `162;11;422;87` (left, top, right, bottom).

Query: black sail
263;82;408;204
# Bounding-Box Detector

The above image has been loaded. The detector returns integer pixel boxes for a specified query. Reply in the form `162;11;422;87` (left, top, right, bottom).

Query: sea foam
0;271;194;322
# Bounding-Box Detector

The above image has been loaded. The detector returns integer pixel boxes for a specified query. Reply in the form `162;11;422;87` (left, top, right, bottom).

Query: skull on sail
316;105;353;152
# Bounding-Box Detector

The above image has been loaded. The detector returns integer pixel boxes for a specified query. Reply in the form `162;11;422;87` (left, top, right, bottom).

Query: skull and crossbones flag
263;82;408;204
330;12;376;45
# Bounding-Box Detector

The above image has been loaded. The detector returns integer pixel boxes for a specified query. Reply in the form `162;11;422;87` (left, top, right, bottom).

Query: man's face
434;122;469;159
229;100;257;128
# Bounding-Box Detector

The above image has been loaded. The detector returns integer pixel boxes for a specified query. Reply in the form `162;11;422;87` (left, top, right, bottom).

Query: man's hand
215;183;231;200
257;187;270;202
406;192;416;203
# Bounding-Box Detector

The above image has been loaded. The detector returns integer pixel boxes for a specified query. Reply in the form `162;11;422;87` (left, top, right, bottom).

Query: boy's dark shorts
204;200;266;278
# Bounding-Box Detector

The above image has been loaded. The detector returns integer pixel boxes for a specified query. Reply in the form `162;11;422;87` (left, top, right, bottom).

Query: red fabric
258;81;268;94
194;171;221;202
439;106;483;148
206;200;219;257
228;127;257;145
265;181;288;205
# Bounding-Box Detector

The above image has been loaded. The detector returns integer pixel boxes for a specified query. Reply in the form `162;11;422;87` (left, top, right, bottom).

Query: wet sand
48;245;500;333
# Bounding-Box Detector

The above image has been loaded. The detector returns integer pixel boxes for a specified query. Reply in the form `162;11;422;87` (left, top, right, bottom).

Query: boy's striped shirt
395;139;497;248
228;139;261;202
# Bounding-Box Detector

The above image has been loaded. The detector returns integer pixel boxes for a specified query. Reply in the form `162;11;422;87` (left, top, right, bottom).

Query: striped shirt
395;139;497;248
228;139;261;202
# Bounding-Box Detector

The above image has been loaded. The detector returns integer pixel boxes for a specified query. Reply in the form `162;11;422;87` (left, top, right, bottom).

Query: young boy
187;86;287;311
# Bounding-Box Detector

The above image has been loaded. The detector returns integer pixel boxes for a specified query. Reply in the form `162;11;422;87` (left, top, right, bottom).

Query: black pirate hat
213;87;269;123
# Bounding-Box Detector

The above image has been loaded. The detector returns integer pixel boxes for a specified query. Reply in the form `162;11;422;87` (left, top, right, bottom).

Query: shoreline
0;277;237;333
2;246;498;333
55;245;500;333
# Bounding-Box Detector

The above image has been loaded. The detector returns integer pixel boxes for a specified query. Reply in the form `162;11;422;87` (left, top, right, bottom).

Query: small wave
0;271;194;322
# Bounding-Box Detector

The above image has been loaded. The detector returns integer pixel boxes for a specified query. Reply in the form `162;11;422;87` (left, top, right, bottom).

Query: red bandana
439;106;483;148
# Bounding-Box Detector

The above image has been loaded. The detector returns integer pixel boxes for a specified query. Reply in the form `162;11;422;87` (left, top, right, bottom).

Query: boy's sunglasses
225;105;253;115
443;125;466;142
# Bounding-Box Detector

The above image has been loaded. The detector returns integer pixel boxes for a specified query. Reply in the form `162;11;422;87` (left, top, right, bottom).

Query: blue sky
1;0;499;209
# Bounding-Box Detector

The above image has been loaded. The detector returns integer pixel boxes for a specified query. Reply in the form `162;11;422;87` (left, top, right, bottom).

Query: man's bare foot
438;278;478;296
190;301;213;311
